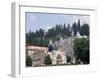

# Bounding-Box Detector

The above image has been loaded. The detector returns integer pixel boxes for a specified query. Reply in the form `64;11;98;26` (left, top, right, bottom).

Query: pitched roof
26;45;48;51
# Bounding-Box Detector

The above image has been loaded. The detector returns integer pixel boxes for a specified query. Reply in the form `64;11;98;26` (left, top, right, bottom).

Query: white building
26;46;48;67
47;50;67;65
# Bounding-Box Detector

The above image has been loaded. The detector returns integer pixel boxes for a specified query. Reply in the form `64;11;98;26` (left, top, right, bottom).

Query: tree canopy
26;19;89;47
73;37;89;64
80;24;89;36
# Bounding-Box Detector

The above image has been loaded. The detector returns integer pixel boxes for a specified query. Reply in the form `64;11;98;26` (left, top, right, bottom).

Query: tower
76;31;81;38
71;31;74;37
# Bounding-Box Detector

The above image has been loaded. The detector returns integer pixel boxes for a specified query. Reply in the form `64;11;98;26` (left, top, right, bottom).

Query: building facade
26;46;48;67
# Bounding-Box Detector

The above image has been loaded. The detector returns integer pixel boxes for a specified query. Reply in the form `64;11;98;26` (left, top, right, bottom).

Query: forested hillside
26;19;89;47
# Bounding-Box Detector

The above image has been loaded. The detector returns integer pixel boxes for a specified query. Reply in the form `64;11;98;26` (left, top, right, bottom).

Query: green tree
26;30;33;45
67;56;71;63
35;30;39;38
77;19;81;32
44;55;52;65
73;38;89;64
66;24;71;37
72;22;78;36
80;24;89;36
26;56;32;67
38;28;45;38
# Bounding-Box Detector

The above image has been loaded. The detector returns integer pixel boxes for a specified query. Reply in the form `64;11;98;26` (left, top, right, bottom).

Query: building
26;46;48;67
47;50;67;65
51;31;87;64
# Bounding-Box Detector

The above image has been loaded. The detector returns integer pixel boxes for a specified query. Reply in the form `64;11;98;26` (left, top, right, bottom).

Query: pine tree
77;19;81;32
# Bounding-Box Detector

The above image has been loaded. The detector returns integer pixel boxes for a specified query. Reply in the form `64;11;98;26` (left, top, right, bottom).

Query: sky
25;12;90;33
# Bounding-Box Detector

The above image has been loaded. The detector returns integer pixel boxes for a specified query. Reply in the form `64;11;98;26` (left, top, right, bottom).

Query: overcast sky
25;12;90;33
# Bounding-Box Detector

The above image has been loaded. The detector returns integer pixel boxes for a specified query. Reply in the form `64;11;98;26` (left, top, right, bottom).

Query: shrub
67;56;71;63
26;56;32;67
73;38;89;64
44;55;52;65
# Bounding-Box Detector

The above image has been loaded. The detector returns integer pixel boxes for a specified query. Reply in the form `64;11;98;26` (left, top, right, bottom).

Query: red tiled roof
26;46;48;51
